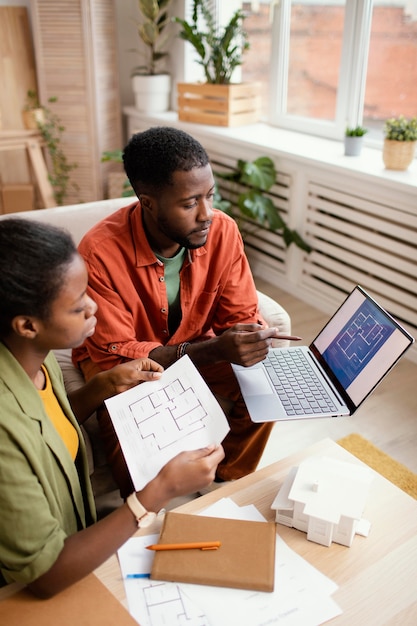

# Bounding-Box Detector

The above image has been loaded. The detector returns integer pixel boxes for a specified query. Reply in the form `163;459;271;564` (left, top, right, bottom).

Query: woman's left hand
106;358;163;395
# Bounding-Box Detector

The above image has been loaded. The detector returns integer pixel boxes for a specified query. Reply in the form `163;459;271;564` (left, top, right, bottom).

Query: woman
0;218;223;598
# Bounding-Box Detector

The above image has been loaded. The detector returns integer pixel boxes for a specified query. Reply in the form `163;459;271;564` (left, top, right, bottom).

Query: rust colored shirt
73;201;263;371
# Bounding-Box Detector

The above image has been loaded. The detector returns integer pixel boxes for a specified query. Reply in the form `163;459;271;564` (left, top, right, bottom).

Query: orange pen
146;541;221;551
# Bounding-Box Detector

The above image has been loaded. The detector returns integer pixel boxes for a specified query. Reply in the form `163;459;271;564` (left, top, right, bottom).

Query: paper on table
177;500;342;626
105;355;230;490
117;499;342;626
118;535;209;626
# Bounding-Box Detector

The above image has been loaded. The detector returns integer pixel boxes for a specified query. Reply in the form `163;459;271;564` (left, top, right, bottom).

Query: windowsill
123;107;417;195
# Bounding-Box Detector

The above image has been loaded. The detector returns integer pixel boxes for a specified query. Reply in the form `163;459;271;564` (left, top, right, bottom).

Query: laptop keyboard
264;348;339;416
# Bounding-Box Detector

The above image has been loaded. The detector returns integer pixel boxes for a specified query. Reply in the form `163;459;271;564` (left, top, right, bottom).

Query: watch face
138;511;157;528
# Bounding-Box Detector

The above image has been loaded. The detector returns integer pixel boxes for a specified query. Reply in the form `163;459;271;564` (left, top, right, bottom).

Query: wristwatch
126;493;157;528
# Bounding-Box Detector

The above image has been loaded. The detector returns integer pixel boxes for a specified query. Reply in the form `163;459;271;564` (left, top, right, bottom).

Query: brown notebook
150;511;276;592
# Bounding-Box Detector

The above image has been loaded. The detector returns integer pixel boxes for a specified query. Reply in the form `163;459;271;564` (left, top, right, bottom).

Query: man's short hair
123;126;210;194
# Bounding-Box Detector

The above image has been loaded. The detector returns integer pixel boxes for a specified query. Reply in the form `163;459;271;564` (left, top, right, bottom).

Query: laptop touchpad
237;368;274;396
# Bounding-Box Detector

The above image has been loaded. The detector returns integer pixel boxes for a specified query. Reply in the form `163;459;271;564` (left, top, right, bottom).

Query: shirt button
161;308;167;313
110;345;117;351
162;330;168;334
159;276;165;282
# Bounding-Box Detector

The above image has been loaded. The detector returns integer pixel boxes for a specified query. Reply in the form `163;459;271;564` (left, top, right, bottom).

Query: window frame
268;0;374;141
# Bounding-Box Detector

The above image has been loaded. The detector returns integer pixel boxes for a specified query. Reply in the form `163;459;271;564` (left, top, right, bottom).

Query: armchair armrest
257;290;292;348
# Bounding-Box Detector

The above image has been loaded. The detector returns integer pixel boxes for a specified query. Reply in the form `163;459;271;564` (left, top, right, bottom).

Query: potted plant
101;150;135;198
215;156;311;253
22;90;46;130
173;1;260;126
22;90;78;205
382;115;417;170
344;125;368;157
130;0;173;113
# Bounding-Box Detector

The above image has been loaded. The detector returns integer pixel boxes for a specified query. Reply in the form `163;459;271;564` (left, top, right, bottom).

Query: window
240;1;417;142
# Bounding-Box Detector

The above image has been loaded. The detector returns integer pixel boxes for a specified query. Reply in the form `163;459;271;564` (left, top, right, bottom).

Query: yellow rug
337;433;417;500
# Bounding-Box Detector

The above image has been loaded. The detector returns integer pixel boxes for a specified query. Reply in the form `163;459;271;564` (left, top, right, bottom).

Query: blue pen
126;573;151;579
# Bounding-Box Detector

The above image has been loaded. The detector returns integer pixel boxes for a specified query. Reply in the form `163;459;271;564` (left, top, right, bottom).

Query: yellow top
38;366;79;460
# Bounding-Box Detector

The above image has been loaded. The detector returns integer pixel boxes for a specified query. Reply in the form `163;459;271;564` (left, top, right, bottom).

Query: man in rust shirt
73;127;283;498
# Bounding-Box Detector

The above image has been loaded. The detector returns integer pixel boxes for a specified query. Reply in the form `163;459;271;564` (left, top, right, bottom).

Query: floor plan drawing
105;355;230;490
129;379;209;452
322;300;395;388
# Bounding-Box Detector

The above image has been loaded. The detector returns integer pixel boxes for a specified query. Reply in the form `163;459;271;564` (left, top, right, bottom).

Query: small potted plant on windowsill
173;0;260;127
382;115;417;171
344;125;368;157
130;0;173;113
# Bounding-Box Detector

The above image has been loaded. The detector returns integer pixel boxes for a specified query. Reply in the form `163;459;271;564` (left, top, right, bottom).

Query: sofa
0;197;291;513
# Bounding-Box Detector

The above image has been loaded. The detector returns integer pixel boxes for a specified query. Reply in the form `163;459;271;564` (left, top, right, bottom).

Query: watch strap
126;493;156;528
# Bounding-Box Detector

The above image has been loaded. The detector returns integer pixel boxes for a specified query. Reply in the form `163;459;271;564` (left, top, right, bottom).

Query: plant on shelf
344;125;368;157
130;0;173;113
101;150;135;197
173;1;259;127
215;156;311;253
345;125;368;137
132;0;173;76
384;115;417;141
382;115;417;170
173;0;250;84
22;90;78;205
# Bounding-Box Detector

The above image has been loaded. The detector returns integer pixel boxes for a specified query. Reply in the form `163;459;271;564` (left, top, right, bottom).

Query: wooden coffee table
95;438;417;624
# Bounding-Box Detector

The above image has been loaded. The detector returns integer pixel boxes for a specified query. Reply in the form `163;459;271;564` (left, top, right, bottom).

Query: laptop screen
310;286;414;409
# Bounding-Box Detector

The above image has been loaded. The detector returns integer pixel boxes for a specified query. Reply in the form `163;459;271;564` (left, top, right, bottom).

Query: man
73;126;283;498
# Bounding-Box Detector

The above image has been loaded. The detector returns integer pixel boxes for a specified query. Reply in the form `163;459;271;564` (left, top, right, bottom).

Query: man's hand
216;323;281;367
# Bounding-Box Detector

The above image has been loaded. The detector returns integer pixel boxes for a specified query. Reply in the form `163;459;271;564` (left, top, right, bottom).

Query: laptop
232;285;414;422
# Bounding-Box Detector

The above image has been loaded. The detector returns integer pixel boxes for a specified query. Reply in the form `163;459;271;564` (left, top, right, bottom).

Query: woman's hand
138;444;225;512
69;358;163;423
105;358;163;395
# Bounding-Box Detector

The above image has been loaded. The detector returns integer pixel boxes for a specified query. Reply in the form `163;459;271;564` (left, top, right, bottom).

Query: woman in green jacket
0;218;223;598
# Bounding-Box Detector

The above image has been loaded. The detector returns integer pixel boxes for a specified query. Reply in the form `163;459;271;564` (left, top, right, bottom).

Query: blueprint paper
118;535;210;626
105;355;230;490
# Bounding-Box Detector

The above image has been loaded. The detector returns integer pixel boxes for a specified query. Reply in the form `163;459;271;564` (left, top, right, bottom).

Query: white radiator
302;181;417;333
209;152;417;361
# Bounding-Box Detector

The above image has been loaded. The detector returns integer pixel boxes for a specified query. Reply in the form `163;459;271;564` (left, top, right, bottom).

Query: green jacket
0;343;96;586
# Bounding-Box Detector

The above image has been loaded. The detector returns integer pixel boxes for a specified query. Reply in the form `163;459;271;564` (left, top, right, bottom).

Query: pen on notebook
146;541;221;551
125;573;151;579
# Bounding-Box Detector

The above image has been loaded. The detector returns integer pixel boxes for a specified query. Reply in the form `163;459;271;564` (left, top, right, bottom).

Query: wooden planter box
177;83;261;127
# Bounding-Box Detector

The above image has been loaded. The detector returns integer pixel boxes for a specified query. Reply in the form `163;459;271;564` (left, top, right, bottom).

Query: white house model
271;456;373;547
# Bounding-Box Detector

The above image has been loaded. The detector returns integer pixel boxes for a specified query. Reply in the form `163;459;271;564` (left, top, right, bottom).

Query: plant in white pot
344;125;368;157
382;115;417;170
130;0;173;113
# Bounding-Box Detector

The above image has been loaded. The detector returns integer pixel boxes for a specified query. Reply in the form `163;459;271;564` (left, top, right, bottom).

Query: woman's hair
0;218;77;333
123;126;210;195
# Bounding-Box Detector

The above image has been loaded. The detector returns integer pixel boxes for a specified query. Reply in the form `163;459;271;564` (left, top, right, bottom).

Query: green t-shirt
155;247;186;335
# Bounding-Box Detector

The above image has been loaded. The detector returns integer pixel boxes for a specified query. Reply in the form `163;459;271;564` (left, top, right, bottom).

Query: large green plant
215;157;311;252
24;90;78;205
132;0;173;75
173;0;249;84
